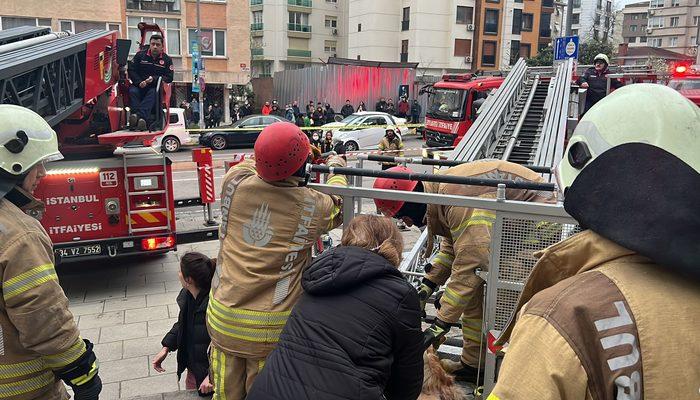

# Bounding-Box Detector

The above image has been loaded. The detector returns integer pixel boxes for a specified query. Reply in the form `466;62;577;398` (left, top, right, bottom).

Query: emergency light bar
442;73;473;82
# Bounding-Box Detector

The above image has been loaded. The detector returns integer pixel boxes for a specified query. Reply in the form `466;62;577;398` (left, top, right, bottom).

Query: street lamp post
197;0;205;128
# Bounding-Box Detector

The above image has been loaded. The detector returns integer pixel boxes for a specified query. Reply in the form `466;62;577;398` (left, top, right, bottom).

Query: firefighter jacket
208;157;348;359
128;49;174;89
423;160;553;324
489;230;700;399
377;136;404;166
0;189;96;400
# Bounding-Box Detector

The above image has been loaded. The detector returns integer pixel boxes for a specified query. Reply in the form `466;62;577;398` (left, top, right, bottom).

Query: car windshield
427;88;468;120
669;79;700;90
339;114;365;125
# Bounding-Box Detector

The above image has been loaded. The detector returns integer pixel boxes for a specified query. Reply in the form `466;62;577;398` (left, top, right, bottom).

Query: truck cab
423;74;504;148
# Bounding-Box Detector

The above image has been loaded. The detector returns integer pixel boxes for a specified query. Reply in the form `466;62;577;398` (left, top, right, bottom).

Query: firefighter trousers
209;345;266;400
458;283;485;369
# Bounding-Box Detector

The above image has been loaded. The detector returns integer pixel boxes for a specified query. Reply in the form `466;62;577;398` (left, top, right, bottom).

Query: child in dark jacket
152;252;216;397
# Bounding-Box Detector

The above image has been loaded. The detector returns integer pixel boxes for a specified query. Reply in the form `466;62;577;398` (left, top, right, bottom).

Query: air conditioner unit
646;28;653;33
227;83;234;89
332;28;338;35
649;9;655;15
465;56;472;63
467;24;475;31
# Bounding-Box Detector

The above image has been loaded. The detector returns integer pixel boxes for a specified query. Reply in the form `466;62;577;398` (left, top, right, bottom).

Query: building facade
249;0;349;78
646;0;700;56
347;0;553;74
559;0;616;41
2;1;121;37
621;1;649;47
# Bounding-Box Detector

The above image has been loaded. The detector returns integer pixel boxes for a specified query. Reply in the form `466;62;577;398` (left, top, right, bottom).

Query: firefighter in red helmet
207;122;347;400
373;160;553;383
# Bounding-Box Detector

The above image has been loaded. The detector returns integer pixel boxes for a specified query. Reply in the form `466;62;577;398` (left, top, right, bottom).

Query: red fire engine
0;24;177;262
421;74;504;148
668;63;700;106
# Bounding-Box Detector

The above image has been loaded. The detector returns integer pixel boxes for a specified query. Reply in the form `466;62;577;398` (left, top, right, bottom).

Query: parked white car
151;107;196;152
322;112;408;152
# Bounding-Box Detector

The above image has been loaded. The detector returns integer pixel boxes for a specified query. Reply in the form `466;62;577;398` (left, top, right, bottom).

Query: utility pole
197;0;205;128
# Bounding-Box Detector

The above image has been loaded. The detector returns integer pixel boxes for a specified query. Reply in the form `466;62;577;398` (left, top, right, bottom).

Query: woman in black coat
247;215;424;400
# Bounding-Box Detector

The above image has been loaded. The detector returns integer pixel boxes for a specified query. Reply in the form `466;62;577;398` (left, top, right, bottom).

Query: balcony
251;23;263;31
251;0;263;4
400;52;408;62
288;49;312;59
288;0;312;6
126;0;180;13
252;48;263;55
288;23;311;32
401;20;410;31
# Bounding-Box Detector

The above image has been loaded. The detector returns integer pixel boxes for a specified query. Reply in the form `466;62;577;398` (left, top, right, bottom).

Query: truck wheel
162;136;181;153
211;135;227;150
344;141;359;152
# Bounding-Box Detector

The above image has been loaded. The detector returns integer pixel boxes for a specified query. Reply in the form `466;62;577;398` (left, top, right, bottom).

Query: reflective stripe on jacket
208;157;347;358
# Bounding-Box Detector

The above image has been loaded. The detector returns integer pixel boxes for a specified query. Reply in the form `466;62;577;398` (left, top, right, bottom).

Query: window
187;29;225;57
126;0;181;12
327;0;337;2
324;40;337;53
593;29;599;40
692;36;697;45
253;11;263;25
325;16;337;28
670;17;679;27
695;16;700;25
641;24;647;30
456;6;474;24
605;17;610;28
540;13;552;37
484;9;499;34
597;0;602;9
628;36;637;43
512;9;522;34
649;17;664;28
606;1;612;11
401;39;409;62
520;43;531;58
128;17;181;55
482;41;497;66
571;13;580;24
0;16;51;30
630;25;637;31
402;7;410;30
454;39;472;56
571;29;578;35
633;15;639;20
522;14;534;31
289;12;310;31
510;40;520;65
595;14;601;25
572;0;581;7
60;20;74;32
358;23;361;32
669;36;678;46
649;37;662;47
671;0;680;5
649;0;664;8
640;35;647;42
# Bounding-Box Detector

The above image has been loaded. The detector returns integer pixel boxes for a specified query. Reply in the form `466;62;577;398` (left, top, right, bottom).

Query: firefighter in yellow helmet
373;161;554;384
207;122;347;400
489;84;700;399
0;105;101;400
577;53;623;115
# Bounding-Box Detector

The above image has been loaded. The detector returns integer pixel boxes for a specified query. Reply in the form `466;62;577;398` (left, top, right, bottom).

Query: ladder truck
0;24;178;262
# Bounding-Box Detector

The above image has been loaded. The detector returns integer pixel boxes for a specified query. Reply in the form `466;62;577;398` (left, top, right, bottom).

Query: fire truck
420;73;504;148
0;24;178;262
668;63;700;106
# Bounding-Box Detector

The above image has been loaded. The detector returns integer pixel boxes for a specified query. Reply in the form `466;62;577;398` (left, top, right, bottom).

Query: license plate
56;245;102;258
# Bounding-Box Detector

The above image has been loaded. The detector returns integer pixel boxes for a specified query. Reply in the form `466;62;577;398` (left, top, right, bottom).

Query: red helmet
254;122;311;181
372;166;418;217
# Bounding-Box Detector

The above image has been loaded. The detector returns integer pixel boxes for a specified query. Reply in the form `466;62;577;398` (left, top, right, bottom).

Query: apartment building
2;1;121;37
621;1;649;47
646;0;700;56
125;0;250;121
249;0;349;77
559;0;616;41
347;0;552;74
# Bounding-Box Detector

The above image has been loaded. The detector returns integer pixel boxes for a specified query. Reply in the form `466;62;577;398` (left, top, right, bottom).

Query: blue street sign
554;36;579;61
190;39;201;93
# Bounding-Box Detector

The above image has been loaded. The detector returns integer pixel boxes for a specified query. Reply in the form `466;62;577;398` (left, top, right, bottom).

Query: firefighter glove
326;154;346;168
56;339;101;398
73;375;102;400
423;317;451;350
418;277;437;316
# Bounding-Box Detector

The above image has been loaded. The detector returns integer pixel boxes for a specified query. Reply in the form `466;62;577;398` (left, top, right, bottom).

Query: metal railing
287;48;312;57
288;23;312;32
251;48;263;56
251;23;263;31
288;0;312;6
251;0;263;4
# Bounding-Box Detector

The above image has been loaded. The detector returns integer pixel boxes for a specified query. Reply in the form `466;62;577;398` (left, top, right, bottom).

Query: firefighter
577;53;623;115
0;105;101;400
128;33;174;131
373;161;553;383
377;126;405;170
488;84;700;399
207;122;348;400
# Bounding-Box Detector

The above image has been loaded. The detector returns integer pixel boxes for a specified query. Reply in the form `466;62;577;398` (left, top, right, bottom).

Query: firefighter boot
129;114;139;130
440;359;484;385
137;118;147;131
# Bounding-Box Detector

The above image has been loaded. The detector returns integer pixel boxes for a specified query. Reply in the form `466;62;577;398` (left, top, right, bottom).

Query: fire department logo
159;60;165;65
242;202;273;247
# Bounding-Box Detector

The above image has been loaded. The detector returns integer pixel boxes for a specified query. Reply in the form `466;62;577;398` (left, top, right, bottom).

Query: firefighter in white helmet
207;122;347;400
0;105;101;400
577;53;623;115
489;84;700;399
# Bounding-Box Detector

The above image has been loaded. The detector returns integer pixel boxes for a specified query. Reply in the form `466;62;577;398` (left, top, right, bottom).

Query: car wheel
344;141;359;152
211;135;227;150
162;136;181;153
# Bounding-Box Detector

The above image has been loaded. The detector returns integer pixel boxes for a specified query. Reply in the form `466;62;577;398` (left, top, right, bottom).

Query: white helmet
593;53;610;65
558;84;700;279
0;105;62;178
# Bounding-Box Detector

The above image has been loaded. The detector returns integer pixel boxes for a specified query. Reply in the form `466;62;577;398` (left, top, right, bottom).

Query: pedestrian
240;100;251;118
490;85;700;399
303;113;312;127
373;160;554;385
128;34;174;131
375;97;387;112
182;101;193;126
247;215;424;400
320;130;335;153
285;104;296;122
410;99;422;124
310;130;323;148
213;102;223;127
577;53;623;115
153;252;216;397
324;103;336;123
231;104;241;123
377;127;404;170
357;101;367;112
385;98;396;115
0;105;103;400
341;99;354;118
313;105;325;127
261;101;271;115
207;122;348;400
205;105;214;129
191;96;200;125
307;100;316;115
292;100;301;120
397;96;410;118
271;104;284;118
